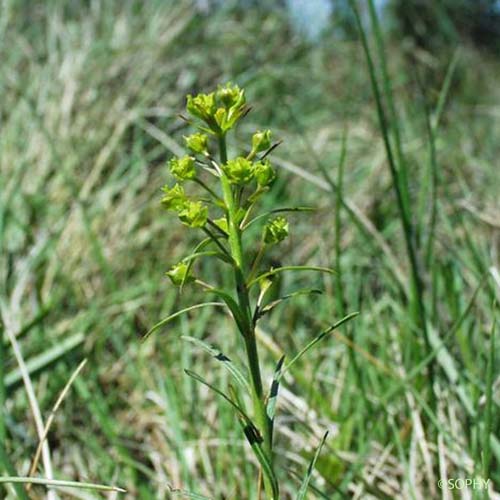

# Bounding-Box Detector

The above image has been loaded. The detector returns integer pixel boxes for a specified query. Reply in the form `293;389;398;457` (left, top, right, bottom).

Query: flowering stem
218;133;277;499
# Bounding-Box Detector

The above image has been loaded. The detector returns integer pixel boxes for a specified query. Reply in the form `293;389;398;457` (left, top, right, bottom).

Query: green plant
146;82;358;499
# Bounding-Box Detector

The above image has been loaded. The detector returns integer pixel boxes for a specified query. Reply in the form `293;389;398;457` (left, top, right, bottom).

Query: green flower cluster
184;132;208;155
161;184;187;211
162;82;288;289
186;82;247;134
169;156;196;181
263;216;289;245
223;157;275;187
161;184;208;228
251;130;272;154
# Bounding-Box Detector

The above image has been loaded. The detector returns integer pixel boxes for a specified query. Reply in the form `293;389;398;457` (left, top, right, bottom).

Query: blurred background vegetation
1;0;499;498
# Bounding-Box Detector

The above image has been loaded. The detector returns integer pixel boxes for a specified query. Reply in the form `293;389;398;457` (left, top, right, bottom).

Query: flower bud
254;159;276;187
178;200;208;228
166;261;194;286
161;184;188;211
223;157;254;185
186;92;216;122
184;133;208;155
216;82;245;109
169;156;196;181
252;130;271;153
263;216;289;245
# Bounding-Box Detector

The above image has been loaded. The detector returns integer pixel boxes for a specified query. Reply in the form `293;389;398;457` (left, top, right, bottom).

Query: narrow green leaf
296;431;329;499
282;312;359;379
266;355;285;445
181;237;211;290
206;288;248;334
259;289;323;318
184;369;251;423
233;412;280;499
142;302;225;342
181;250;232;265
248;266;335;289
181;336;251;394
187;370;279;498
243;206;315;230
289;468;331;499
433;49;460;130
0;476;126;493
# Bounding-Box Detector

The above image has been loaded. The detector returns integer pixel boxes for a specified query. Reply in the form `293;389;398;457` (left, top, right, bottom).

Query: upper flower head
254;159;276;187
186;83;246;133
216;82;245;109
178;200;208;228
161;183;188;211
169;156;196;181
223;157;254;185
184;133;209;155
263;216;289;245
252;130;272;153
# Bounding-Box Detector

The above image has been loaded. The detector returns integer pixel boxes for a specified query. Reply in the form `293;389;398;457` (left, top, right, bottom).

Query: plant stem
218;134;277;499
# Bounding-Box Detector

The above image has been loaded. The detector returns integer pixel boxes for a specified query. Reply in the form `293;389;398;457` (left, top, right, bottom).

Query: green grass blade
168;485;211;499
0;354;29;500
296;431;329;499
0;442;30;499
0;324;5;451
381;274;488;403
0;476;126;492
5;333;84;389
335;126;348;315
482;315;496;481
4;301;53;341
433;49;460;130
350;0;434;395
367;0;410;214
